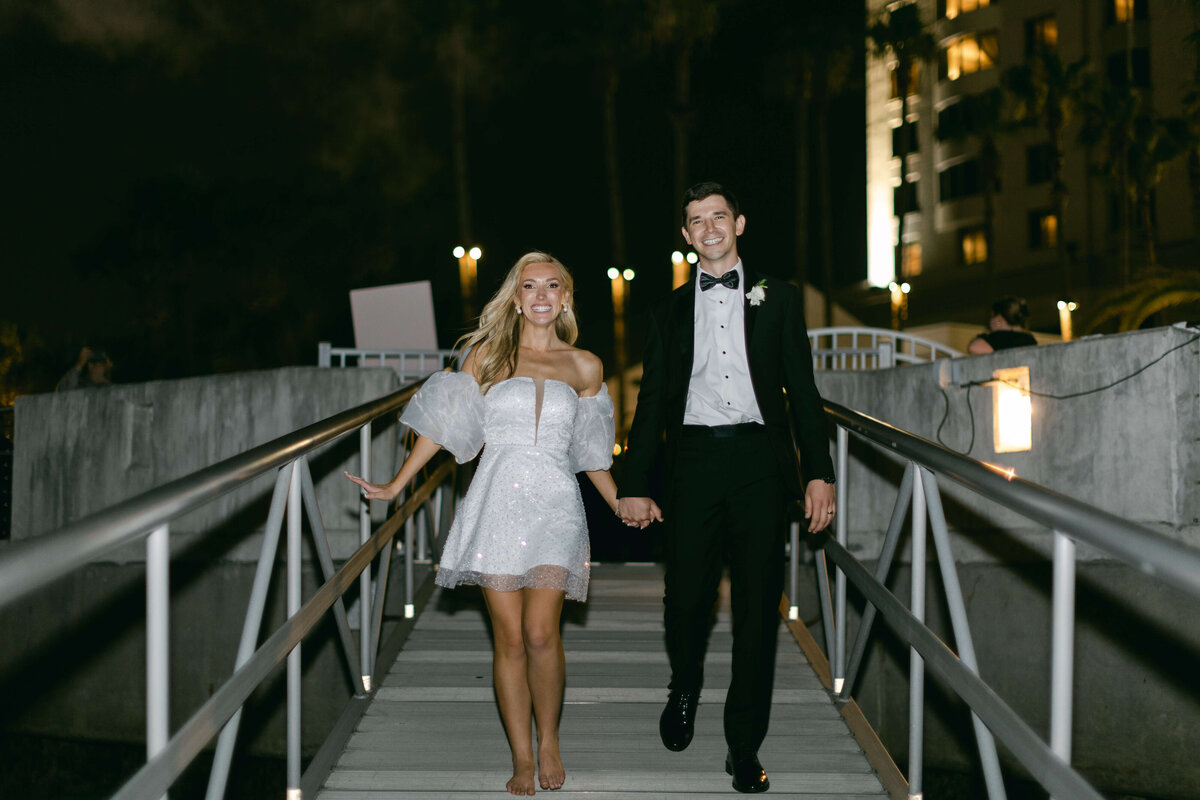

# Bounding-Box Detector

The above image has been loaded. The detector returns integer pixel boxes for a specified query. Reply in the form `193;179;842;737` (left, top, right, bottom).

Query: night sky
1;1;865;394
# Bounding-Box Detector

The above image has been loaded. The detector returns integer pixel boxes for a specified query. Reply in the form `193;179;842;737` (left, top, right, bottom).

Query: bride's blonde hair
457;251;578;392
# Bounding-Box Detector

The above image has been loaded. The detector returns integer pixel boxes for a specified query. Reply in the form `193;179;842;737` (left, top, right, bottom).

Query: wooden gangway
316;563;895;799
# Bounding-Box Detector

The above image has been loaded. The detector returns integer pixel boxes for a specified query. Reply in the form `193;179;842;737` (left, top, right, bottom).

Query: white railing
0;380;456;800
318;341;457;382
785;400;1200;800
809;327;961;371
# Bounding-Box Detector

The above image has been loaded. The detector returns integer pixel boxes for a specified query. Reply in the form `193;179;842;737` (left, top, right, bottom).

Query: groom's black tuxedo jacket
622;266;834;501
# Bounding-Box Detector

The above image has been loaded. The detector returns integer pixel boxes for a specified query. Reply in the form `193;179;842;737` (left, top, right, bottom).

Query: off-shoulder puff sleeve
569;382;616;473
398;371;485;464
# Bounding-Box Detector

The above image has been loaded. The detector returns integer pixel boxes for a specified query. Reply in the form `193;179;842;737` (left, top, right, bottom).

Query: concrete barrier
810;324;1200;797
1;367;407;756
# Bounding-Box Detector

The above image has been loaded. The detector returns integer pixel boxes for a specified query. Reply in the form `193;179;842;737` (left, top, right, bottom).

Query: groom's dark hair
681;181;740;224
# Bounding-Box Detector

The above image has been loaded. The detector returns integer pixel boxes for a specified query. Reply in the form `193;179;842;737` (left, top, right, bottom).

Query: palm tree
1082;83;1189;279
767;5;859;324
1003;50;1092;297
648;0;722;226
432;2;504;251
867;1;936;286
1085;268;1200;331
934;87;1007;298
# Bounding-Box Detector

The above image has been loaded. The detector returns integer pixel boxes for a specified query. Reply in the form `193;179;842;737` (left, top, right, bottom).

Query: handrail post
1050;531;1077;768
146;523;170;800
833;426;849;692
404;513;416;618
908;465;927;800
358;424;373;692
317;341;331;368
788;521;800;620
286;464;302;799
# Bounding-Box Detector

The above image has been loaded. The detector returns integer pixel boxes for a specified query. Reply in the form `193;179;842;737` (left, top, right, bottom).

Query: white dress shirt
683;261;764;427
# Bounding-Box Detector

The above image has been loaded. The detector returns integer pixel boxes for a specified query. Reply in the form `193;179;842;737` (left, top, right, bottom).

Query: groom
618;181;836;793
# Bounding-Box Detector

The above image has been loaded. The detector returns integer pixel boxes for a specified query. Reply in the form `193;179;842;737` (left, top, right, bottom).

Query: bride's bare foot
507;759;537;796
538;740;565;790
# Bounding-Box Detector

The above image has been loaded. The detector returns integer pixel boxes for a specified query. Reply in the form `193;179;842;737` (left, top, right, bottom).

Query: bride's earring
516;306;523;315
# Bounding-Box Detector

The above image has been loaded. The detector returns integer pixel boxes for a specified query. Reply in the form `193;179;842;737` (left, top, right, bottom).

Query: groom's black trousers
662;422;789;754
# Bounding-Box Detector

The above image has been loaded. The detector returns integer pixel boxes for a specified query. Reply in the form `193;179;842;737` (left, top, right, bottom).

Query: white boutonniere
746;279;767;306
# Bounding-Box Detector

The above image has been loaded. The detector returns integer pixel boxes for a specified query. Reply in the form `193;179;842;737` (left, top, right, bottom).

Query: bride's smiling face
516;262;570;323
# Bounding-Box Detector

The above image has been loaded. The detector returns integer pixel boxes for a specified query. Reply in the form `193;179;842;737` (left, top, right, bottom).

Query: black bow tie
700;271;739;291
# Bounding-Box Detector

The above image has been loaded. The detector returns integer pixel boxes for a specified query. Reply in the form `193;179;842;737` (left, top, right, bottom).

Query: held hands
344;471;401;502
803;479;836;533
617;496;663;530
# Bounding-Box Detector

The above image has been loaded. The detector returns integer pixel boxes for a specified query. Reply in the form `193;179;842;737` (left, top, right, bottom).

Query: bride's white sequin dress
399;371;615;602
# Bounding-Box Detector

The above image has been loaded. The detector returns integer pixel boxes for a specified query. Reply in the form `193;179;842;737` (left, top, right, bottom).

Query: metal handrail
0;377;455;800
823;400;1200;599
0;382;423;610
791;399;1200;800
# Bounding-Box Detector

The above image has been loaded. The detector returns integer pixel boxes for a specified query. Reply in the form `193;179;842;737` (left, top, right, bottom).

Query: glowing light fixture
992;366;1032;453
607;267;620;279
622;268;635;280
1057;300;1078;342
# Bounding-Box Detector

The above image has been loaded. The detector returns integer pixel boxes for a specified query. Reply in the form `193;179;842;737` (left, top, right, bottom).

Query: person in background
56;346;113;391
968;297;1038;354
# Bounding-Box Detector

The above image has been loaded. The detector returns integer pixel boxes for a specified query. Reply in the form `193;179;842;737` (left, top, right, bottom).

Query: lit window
944;0;991;21
1110;0;1148;24
1026;15;1057;55
902;243;923;277
1028;211;1058;249
940;32;999;81
961;228;987;265
889;62;921;100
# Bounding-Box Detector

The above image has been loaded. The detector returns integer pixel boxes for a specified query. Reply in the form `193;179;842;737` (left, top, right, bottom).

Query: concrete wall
11;366;404;557
809;325;1200;797
0;367;412;756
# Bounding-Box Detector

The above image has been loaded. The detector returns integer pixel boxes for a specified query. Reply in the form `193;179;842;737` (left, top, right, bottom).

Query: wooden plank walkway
316;563;891;798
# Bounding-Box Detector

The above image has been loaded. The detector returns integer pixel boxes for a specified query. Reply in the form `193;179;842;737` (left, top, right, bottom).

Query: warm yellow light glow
613;443;623;456
1115;0;1133;23
622;268;635;280
1057;300;1078;341
672;252;690;288
607;267;620;279
452;246;465;258
686;252;698;264
993;366;1032;453
469;246;482;260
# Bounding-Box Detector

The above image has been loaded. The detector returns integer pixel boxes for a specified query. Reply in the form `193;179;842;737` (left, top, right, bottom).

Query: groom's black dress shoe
659;690;699;751
726;750;770;793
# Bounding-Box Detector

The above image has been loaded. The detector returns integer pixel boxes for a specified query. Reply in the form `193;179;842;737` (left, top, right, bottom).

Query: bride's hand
344;471;400;502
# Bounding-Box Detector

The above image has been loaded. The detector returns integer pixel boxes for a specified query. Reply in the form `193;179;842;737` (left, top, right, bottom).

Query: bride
346;251;639;795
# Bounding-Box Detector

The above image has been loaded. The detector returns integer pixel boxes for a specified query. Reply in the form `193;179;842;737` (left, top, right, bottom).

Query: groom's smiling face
681;194;745;270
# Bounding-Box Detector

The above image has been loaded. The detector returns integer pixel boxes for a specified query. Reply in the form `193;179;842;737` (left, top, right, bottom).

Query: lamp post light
1057;300;1078;342
889;281;911;330
609;266;635;434
671;251;696;289
453;245;482;322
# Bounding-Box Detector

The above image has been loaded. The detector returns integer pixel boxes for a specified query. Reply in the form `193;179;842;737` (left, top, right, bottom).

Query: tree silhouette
935;87;1007;297
1003;50;1092;297
867;1;936;286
